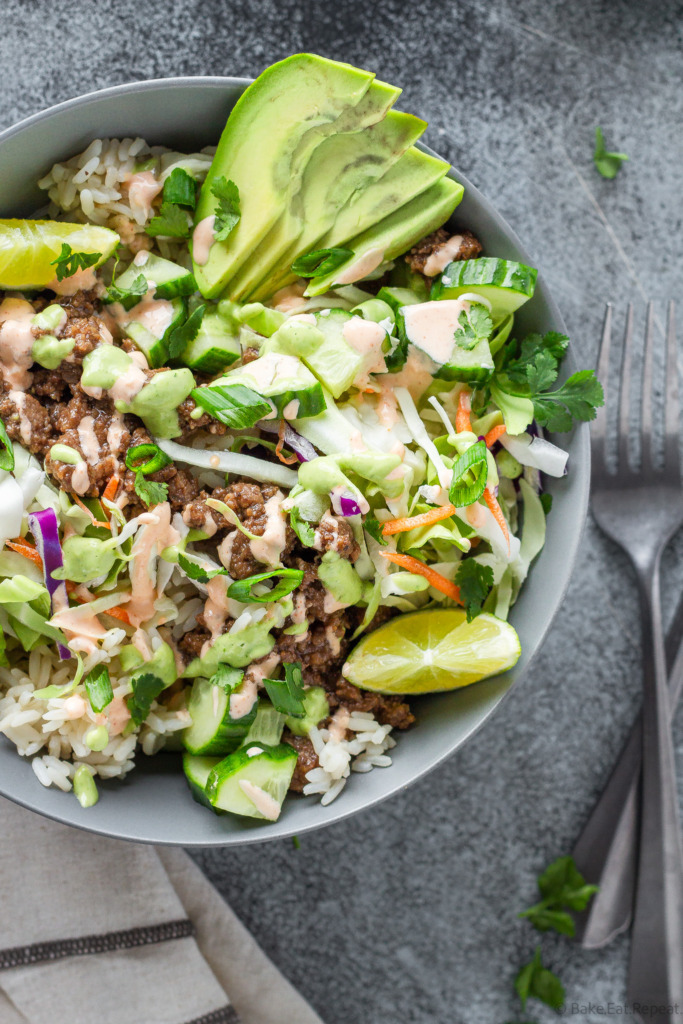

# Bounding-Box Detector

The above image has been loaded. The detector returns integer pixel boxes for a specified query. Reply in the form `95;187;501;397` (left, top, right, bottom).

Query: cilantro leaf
363;516;388;546
540;493;553;515
291;247;354;279
504;331;569;384
263;661;306;717
525;350;558;394
593;126;629;180
177;551;228;583
454;303;492;351
531;369;604;432
50;243;102;282
537;855;599;912
227;568;304;604
515;947;564;1012
454;560;494;622
519;906;576;936
84;665;113;713
167;303;206;361
127;671;166;726
134;475;168;508
211;176;241;241
210;664;244;694
105;271;148;311
146;202;191;238
162;167;197;209
290;507;316;547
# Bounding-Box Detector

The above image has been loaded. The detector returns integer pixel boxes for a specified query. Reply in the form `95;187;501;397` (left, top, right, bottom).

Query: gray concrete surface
1;1;682;1020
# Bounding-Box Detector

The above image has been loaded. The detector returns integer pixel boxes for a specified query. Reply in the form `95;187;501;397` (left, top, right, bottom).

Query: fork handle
627;558;683;1018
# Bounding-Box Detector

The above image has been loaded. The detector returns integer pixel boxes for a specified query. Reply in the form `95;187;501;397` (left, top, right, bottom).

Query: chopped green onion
227;568;304;604
84;665;113;713
85;725;109;751
73;765;99;808
125;443;172;476
49;443;81;465
449;440;488;506
191;384;272;429
0;418;14;472
291;247;354;279
263;662;306;717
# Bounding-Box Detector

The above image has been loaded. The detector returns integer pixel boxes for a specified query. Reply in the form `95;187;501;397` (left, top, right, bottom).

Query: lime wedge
342;608;521;694
0;220;119;289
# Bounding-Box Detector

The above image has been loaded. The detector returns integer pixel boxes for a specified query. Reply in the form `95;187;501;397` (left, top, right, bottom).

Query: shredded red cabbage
27;507;71;660
330;490;362;517
259;421;317;462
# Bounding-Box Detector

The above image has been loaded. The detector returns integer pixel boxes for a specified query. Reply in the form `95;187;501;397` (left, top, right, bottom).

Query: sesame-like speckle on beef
405;227;482;275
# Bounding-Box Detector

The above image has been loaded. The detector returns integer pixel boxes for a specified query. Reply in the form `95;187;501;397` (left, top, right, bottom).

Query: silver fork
585;302;683;1018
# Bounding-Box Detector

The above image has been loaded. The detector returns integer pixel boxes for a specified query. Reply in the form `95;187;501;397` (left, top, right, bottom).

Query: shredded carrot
382;503;457;536
70;590;131;624
101;475;120;504
484;487;510;553
484;424;507;448
469;536;482;549
275;420;299;466
6;537;43;569
380;550;462;603
73;495;111;530
456;389;472;433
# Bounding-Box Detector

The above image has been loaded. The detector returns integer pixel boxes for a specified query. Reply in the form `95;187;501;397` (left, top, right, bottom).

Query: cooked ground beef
314;513;360;561
285;731;320;792
177;394;228;437
405;227;482;275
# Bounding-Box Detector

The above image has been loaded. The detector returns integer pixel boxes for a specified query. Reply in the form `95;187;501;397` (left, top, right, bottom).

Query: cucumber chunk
397;299;495;385
431;257;537;319
183;676;257;756
182;753;223;811
376;286;422;315
124;296;186;368
218;350;326;419
242;701;286;746
206;742;298;820
117;253;197;300
181;308;241;374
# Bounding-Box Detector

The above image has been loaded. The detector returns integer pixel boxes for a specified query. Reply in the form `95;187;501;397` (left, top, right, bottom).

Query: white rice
303;712;396;805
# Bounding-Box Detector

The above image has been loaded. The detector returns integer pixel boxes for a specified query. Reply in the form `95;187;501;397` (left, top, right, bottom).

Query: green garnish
177;552;227;583
105;270;147;311
289;507;316;547
191;383;272;429
263;661;306;717
448;440;488;506
50;243;102;282
593;126;629;179
211;176;241;240
125;443;172;508
540;493;553;515
84;665;113;713
363;516;388;546
0;418;14;472
291;247;354;279
502;331;569;385
127;671;166;725
162;167;197;209
514;947;564;1013
147;202;191;239
167;303;206;360
454;560;493;622
227;568;304;604
210;664;244;694
454;303;492;351
519;855;598;937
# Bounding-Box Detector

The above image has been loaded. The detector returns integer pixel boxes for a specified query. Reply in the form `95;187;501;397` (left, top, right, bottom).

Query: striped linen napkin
0;797;324;1024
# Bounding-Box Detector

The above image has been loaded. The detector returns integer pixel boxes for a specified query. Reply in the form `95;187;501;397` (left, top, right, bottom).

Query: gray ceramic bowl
0;77;589;845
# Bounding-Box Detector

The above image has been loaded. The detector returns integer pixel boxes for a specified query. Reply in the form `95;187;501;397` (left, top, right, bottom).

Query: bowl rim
0;75;590;846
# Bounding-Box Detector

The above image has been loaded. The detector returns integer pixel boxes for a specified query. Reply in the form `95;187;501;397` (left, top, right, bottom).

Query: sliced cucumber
376;286;422;315
183;676;257;756
117;253;197;300
242;701;286;747
206;742;298;820
397;299;495;385
219;350;326;419
285;686;330;737
125;296;186;368
182;753;223;811
181;308;241;374
431;257;537;319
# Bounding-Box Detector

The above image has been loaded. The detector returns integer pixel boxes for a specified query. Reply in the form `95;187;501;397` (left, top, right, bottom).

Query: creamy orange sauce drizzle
0;298;35;390
271;283;307;312
126;171;163;221
50;605;107;657
423;234;464;276
47;265;98;296
249;492;286;566
106;413;126;454
230;652;280;720
127;503;180;627
77;415;100;465
71;461;90;495
238;779;282;820
334;246;384;285
376;348;435;426
8;390;32;443
192;215;216;266
400;299;469;365
342;316;387;387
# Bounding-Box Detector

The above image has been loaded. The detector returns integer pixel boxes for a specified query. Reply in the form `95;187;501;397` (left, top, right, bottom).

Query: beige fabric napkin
0;797;324;1024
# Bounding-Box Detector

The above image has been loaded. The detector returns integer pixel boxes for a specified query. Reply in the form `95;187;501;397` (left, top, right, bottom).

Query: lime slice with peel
342;608;521;694
0;219;119;290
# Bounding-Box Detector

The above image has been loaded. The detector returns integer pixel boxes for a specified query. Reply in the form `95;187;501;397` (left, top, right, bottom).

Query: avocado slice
227;102;426;301
192;54;381;298
260;146;452;300
304;175;464;296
